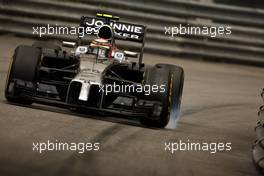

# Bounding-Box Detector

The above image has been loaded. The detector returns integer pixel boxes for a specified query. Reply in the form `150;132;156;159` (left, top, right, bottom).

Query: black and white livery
5;13;184;128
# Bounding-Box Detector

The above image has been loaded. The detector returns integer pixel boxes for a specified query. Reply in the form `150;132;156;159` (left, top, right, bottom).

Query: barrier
0;0;264;65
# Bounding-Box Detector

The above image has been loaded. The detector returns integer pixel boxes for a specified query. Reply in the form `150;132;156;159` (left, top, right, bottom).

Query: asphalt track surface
0;34;264;176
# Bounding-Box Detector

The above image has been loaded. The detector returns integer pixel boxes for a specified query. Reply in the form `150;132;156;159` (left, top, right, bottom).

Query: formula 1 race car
5;13;184;128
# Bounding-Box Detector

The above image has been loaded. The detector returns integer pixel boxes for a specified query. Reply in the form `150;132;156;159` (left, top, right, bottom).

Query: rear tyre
5;45;41;105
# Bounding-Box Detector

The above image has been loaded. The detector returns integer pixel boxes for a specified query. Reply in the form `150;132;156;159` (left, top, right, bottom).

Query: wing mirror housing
62;41;76;48
124;50;138;58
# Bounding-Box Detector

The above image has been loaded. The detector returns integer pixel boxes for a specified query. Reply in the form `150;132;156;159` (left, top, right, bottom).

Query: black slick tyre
5;45;41;105
141;64;184;128
141;67;170;128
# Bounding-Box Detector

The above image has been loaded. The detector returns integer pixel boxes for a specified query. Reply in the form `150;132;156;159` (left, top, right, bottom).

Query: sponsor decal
83;17;144;40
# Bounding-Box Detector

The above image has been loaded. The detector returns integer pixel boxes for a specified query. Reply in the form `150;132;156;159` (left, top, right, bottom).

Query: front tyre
156;64;184;129
5;45;41;105
141;64;184;128
141;67;170;128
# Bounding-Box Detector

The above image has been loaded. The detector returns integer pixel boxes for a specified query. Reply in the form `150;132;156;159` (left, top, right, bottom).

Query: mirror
124;50;138;58
62;41;76;48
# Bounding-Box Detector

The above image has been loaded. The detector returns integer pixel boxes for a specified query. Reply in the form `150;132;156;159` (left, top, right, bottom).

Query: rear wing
80;16;146;43
80;15;146;63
